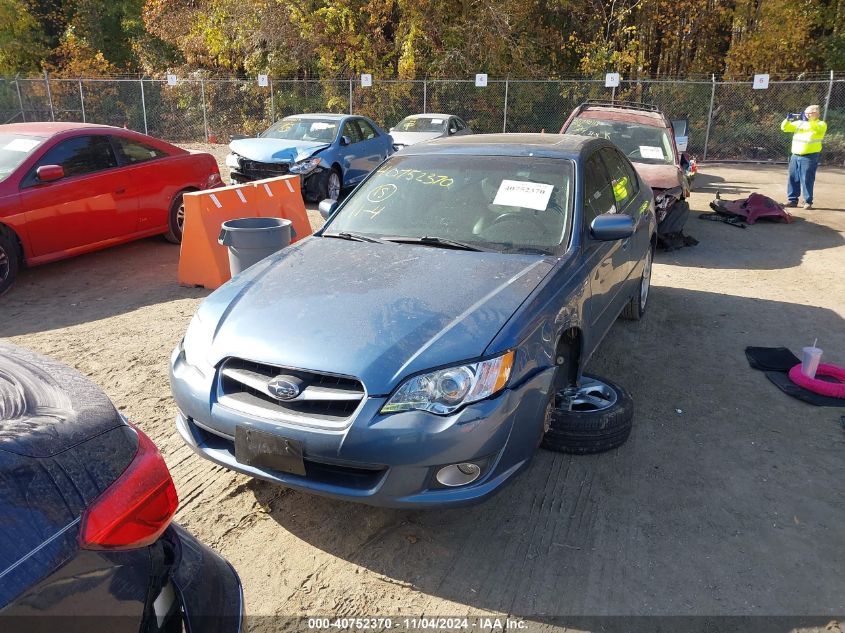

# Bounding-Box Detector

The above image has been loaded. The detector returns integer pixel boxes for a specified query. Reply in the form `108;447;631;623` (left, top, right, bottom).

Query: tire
0;230;20;296
321;167;342;202
621;243;653;320
164;192;186;244
541;374;634;454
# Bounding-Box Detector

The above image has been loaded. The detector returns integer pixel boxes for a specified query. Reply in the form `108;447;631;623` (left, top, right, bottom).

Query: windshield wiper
322;231;384;244
383;236;485;251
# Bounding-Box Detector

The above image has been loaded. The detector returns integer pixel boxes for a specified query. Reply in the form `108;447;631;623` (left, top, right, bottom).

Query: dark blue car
171;134;656;508
0;343;243;632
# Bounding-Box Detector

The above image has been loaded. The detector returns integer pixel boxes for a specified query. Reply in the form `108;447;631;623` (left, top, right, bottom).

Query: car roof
283;113;349;120
574;104;669;129
0;122;117;136
401;113;455;119
399;133;608;158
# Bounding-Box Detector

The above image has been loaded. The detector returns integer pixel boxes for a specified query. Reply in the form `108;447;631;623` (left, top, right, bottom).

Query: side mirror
340;135;351;146
36;165;64;182
319;199;338;220
590;213;635;241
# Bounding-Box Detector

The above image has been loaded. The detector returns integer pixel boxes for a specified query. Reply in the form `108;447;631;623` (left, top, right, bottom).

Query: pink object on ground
788;363;845;398
710;193;794;225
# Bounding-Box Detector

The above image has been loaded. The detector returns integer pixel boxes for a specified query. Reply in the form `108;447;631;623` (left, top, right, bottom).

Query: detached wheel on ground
541;374;634;454
0;230;20;296
164;192;186;243
622;244;653;320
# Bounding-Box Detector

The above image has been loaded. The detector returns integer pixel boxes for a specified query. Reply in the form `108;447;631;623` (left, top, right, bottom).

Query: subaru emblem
267;375;303;400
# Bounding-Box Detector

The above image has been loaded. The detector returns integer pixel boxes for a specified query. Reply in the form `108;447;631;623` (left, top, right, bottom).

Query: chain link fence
2;74;845;164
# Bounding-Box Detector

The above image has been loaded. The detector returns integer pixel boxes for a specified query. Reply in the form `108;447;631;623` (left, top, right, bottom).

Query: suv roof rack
580;100;661;113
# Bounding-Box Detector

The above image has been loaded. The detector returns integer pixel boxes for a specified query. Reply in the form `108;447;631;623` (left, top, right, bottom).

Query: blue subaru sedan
226;113;394;201
171;134;655;508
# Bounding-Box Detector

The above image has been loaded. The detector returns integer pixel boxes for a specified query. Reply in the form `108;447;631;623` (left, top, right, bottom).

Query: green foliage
0;0;48;74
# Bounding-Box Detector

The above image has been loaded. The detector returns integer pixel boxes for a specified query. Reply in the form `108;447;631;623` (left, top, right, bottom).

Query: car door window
584;153;616;224
599;147;635;209
23;135;117;186
342;121;364;144
111;136;169;165
355;120;378;140
454;118;467;131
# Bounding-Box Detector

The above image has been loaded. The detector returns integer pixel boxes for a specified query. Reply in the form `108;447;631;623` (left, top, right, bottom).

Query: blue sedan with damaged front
171;133;656;508
226;113;393;202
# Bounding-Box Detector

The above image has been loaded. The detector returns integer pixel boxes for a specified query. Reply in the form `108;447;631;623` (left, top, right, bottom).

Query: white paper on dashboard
4;138;40;152
493;180;554;211
639;145;664;159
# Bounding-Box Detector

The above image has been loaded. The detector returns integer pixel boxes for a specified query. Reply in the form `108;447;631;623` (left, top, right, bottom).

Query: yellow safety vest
612;176;629;204
781;118;827;155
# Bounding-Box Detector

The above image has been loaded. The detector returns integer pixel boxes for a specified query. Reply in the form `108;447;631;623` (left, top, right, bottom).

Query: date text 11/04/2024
307;617;528;630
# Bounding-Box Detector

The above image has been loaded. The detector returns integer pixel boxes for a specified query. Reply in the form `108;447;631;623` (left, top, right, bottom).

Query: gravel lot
2;159;844;629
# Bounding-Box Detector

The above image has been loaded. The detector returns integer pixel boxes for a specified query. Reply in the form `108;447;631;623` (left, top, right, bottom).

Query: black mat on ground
745;346;845;407
765;371;845;407
745;346;800;371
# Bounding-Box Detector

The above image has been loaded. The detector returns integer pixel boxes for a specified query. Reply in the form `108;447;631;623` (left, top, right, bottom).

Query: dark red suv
560;101;691;236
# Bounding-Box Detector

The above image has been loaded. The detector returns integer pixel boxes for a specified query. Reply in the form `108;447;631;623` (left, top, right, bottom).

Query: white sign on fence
605;73;620;88
257;74;269;87
753;74;770;90
166;74;178;86
475;73;488;87
360;73;372;87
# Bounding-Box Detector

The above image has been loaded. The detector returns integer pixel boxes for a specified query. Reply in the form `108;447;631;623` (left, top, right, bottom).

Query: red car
0;122;222;294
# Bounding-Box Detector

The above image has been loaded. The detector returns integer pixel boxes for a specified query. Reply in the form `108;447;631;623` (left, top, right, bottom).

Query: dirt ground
2;161;845;630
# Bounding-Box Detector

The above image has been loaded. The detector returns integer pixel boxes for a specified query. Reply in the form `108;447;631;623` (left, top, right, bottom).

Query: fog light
435;462;482;487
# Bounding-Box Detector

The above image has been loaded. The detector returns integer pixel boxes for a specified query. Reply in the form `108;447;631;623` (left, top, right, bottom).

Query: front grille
239;160;290;180
217;358;365;429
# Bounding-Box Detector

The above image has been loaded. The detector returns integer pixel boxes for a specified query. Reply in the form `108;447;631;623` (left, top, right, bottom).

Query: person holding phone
781;105;827;209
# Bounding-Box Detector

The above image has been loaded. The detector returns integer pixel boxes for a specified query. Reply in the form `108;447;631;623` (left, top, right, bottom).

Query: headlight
225;153;240;169
288;157;321;174
381;351;515;415
181;313;214;370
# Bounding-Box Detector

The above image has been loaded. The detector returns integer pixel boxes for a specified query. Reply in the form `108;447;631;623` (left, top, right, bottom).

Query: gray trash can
218;217;295;276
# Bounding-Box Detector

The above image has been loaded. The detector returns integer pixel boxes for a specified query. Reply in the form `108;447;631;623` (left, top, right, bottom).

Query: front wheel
622;244;653;320
164;192;186;243
323;168;342;202
0;230;20;296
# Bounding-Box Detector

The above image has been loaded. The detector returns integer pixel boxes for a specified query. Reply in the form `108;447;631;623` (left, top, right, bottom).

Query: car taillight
79;426;178;550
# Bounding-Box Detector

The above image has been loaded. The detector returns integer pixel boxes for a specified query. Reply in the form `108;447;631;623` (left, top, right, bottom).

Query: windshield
0;133;47;182
261;117;338;143
394;117;448;133
324;154;573;253
567;118;675;165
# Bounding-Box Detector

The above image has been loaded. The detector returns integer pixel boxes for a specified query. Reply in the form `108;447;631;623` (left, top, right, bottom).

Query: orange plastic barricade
178;175;312;289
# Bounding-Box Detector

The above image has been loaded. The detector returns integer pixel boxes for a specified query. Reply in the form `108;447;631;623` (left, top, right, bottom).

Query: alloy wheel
328;172;341;200
640;247;653;310
558;376;618;412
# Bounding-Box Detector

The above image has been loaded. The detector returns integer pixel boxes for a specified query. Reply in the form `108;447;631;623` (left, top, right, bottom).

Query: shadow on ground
0;238;209;337
251;286;845;618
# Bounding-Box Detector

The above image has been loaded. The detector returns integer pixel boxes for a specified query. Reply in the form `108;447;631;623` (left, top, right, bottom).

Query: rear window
0;133;47;182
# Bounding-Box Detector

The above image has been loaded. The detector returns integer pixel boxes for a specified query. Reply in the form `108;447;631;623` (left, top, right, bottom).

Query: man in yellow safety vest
781;104;826;209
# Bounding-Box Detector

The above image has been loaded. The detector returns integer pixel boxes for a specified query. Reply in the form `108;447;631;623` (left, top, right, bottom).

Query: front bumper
171;349;553;508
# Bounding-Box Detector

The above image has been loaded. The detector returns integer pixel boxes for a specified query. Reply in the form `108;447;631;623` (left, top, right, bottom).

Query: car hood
390;131;443;146
199;238;554;394
632;162;684;192
229;138;330;163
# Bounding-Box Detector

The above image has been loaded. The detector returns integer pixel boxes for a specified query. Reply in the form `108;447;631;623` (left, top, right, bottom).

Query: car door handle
115;187;126;195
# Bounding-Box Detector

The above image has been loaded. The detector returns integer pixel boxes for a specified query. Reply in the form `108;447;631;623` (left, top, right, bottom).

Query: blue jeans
787;153;819;204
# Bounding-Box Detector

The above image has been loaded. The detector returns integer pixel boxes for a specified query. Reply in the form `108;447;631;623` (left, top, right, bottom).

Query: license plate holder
234;426;306;476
